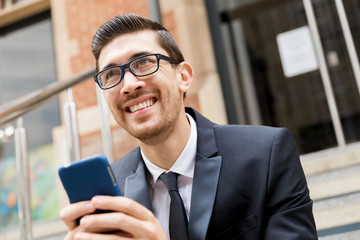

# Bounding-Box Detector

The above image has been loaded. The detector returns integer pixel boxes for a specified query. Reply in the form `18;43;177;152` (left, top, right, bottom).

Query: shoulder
212;124;299;167
215;123;287;134
214;124;293;146
188;107;296;154
187;107;293;143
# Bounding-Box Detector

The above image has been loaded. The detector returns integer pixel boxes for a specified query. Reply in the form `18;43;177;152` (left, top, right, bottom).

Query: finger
80;211;140;233
60;201;96;230
64;226;81;240
91;196;154;221
80;211;163;239
89;196;166;238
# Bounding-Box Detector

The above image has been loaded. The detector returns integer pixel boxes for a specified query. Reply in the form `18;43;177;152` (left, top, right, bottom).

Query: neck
138;111;191;170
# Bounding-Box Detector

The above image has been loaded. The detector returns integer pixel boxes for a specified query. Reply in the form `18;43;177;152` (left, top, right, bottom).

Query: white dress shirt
141;113;198;239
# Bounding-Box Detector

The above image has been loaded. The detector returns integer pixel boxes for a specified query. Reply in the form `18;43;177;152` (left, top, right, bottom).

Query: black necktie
160;172;189;240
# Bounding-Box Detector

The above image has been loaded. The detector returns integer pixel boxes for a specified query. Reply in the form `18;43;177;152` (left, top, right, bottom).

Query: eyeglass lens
98;55;159;89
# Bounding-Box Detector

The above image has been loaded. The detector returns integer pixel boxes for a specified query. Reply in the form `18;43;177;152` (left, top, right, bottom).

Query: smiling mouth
128;99;155;113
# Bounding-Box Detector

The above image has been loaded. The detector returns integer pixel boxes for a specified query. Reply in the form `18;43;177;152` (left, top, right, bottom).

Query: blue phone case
58;155;122;204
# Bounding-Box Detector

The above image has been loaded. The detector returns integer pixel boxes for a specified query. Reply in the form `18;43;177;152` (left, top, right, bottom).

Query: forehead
98;30;166;70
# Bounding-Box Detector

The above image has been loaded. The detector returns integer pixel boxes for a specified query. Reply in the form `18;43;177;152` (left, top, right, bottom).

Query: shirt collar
141;113;198;187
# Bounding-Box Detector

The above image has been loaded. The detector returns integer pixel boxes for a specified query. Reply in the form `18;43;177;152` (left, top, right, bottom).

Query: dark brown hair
92;13;184;71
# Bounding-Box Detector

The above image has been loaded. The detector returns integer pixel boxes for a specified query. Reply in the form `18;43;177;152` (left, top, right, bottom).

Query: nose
120;69;146;95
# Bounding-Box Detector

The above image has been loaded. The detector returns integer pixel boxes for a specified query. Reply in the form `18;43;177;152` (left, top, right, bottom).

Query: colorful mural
0;144;59;230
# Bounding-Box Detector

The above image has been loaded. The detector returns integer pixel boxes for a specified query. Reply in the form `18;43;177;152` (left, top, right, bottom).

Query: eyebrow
101;51;153;71
130;51;152;60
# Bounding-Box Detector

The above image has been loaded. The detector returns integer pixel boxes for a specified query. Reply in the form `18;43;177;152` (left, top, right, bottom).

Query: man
60;13;318;240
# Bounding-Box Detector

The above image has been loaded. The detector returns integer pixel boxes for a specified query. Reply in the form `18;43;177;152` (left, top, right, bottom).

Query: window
0;11;60;231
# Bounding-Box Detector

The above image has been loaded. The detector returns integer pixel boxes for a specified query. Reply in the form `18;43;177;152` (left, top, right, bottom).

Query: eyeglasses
94;53;179;90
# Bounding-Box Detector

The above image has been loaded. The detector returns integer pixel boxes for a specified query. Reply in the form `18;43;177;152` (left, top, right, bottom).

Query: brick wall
66;0;151;108
56;0;194;160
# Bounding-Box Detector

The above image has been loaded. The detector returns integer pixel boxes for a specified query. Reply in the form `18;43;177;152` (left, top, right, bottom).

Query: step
306;165;360;200
313;193;360;230
319;229;360;240
301;145;360;238
301;142;360;176
312;188;360;238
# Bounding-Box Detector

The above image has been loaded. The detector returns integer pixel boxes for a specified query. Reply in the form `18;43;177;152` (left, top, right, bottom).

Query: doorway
212;0;360;154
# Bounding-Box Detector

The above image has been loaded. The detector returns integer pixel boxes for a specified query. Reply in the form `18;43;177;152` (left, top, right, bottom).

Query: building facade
0;0;360;239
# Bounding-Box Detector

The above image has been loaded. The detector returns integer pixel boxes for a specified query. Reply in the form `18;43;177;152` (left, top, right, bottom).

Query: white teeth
129;99;154;113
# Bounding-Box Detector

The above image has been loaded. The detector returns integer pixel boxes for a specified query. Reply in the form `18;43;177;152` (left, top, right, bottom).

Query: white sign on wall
277;26;319;78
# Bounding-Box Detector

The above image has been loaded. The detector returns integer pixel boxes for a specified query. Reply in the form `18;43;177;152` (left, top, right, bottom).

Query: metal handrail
0;67;96;127
0;67;95;240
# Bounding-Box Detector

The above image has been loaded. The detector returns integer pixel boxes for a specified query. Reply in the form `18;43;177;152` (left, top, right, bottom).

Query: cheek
167;71;180;89
164;81;181;100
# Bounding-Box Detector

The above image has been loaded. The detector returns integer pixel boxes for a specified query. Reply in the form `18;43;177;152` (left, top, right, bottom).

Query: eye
132;56;157;70
134;58;151;67
105;69;121;79
100;68;121;87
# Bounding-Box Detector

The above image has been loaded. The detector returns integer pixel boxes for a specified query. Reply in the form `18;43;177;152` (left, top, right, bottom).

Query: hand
61;196;168;240
60;200;97;239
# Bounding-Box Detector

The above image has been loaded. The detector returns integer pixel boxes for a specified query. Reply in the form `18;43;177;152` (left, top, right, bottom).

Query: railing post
96;87;114;163
14;117;33;240
303;0;346;147
148;0;162;24
334;0;360;96
64;88;81;164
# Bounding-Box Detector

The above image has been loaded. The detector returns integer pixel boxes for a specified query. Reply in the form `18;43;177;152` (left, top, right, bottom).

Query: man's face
98;30;189;144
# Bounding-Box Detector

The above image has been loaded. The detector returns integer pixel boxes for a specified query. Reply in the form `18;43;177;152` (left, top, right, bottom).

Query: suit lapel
123;154;153;212
186;108;222;240
189;154;222;240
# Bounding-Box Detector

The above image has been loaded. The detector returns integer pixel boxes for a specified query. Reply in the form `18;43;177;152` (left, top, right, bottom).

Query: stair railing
0;67;114;240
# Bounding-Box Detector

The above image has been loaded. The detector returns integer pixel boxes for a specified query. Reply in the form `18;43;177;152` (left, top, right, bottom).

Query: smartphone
58;154;122;204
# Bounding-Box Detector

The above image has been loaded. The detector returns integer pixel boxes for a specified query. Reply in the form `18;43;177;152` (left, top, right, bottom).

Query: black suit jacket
111;108;318;240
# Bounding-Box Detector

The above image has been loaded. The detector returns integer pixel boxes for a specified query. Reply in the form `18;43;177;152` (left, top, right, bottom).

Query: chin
129;120;175;145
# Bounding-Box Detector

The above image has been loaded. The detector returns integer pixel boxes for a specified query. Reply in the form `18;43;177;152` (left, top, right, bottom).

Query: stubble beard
117;99;182;146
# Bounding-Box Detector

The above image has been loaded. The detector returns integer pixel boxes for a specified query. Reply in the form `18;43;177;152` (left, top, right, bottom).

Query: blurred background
0;0;360;239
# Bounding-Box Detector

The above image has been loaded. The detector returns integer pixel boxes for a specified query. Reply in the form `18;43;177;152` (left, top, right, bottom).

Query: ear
177;62;193;94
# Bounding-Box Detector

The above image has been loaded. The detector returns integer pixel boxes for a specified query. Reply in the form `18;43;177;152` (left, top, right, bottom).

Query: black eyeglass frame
94;53;180;90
